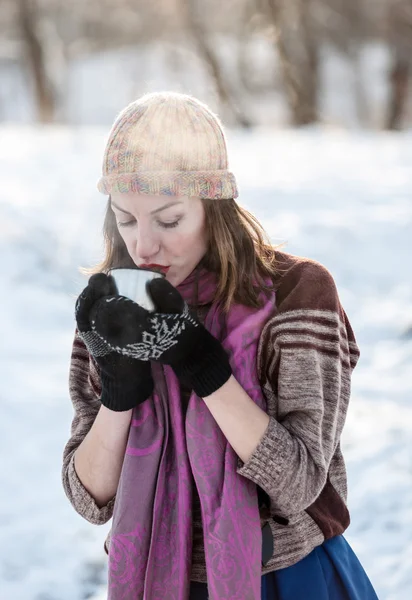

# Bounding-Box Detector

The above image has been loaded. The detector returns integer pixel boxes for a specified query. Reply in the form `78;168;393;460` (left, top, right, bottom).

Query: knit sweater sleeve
62;330;116;525
237;254;359;517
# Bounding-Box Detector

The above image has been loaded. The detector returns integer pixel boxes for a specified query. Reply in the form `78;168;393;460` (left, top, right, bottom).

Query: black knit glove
75;273;154;412
89;278;232;398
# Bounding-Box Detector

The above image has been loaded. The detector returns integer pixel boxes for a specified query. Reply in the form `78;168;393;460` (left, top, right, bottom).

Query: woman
62;92;379;600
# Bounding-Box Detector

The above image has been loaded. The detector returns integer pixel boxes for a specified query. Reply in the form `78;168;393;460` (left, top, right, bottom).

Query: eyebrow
110;199;183;215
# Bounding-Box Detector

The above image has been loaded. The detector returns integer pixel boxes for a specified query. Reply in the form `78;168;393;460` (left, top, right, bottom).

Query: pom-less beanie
97;91;238;200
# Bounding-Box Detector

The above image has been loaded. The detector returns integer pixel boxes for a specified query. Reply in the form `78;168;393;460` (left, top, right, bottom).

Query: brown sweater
62;251;359;581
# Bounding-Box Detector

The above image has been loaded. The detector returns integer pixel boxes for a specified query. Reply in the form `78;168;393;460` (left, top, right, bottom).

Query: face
110;193;208;287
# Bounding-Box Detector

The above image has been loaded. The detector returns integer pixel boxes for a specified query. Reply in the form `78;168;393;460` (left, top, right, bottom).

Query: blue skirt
261;535;379;600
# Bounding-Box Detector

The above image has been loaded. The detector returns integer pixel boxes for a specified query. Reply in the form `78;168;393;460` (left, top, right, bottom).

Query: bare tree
386;0;412;130
317;0;371;126
18;0;56;122
179;0;252;127
236;0;280;95
262;0;319;125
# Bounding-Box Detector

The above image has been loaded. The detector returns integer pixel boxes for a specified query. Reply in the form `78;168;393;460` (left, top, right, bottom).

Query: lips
139;264;170;274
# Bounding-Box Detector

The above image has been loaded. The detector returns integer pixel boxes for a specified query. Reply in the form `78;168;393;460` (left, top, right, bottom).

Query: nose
134;226;160;262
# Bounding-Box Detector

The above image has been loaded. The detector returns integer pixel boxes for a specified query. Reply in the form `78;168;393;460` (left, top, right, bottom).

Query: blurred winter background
0;1;411;599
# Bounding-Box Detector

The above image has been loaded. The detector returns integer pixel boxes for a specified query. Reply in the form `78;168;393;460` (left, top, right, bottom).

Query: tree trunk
386;49;410;130
348;46;369;128
266;0;319;125
18;0;55;123
183;0;252;127
385;0;412;130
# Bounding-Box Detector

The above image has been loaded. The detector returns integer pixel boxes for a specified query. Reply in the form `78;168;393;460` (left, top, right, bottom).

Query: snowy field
0;125;411;600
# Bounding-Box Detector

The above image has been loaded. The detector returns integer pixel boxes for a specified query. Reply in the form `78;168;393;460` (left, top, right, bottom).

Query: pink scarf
107;268;275;599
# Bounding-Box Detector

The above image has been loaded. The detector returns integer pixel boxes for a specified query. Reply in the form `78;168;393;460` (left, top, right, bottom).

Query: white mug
108;267;165;311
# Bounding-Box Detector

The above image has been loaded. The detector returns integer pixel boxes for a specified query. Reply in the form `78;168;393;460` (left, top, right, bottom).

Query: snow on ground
0;125;411;600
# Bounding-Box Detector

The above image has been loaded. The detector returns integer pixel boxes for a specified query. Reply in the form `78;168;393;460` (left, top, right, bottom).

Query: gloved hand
89;278;232;398
75;273;154;412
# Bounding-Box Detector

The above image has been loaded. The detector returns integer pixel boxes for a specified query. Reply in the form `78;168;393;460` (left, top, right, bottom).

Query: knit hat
97;91;238;200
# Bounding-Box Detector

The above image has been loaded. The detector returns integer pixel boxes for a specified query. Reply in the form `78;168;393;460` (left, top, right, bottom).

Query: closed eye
117;219;181;229
159;220;180;229
117;220;135;228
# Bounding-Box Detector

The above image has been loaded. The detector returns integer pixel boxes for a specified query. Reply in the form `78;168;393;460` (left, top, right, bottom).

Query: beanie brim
97;170;238;199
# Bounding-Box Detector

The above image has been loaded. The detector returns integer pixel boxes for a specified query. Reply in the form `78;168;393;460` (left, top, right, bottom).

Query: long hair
81;198;279;313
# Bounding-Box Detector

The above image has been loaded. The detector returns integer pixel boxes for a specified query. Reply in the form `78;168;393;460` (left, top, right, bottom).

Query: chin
166;268;189;288
166;272;180;287
166;261;202;287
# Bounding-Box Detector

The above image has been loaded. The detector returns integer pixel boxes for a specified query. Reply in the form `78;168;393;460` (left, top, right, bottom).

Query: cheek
167;220;207;256
117;229;131;249
117;228;141;261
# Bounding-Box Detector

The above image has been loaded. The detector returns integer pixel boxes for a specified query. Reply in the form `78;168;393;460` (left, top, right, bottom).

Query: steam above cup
108;267;165;311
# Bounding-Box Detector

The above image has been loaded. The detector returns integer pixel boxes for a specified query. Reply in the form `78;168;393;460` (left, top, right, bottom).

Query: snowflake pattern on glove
89;296;199;362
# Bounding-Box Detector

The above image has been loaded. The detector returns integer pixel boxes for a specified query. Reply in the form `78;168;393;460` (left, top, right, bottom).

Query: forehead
110;193;197;214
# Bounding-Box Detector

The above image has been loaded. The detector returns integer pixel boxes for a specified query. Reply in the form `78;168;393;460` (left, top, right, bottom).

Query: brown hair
81;198;279;313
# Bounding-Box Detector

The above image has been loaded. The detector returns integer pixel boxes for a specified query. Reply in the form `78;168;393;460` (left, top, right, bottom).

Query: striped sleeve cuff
237;416;289;499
